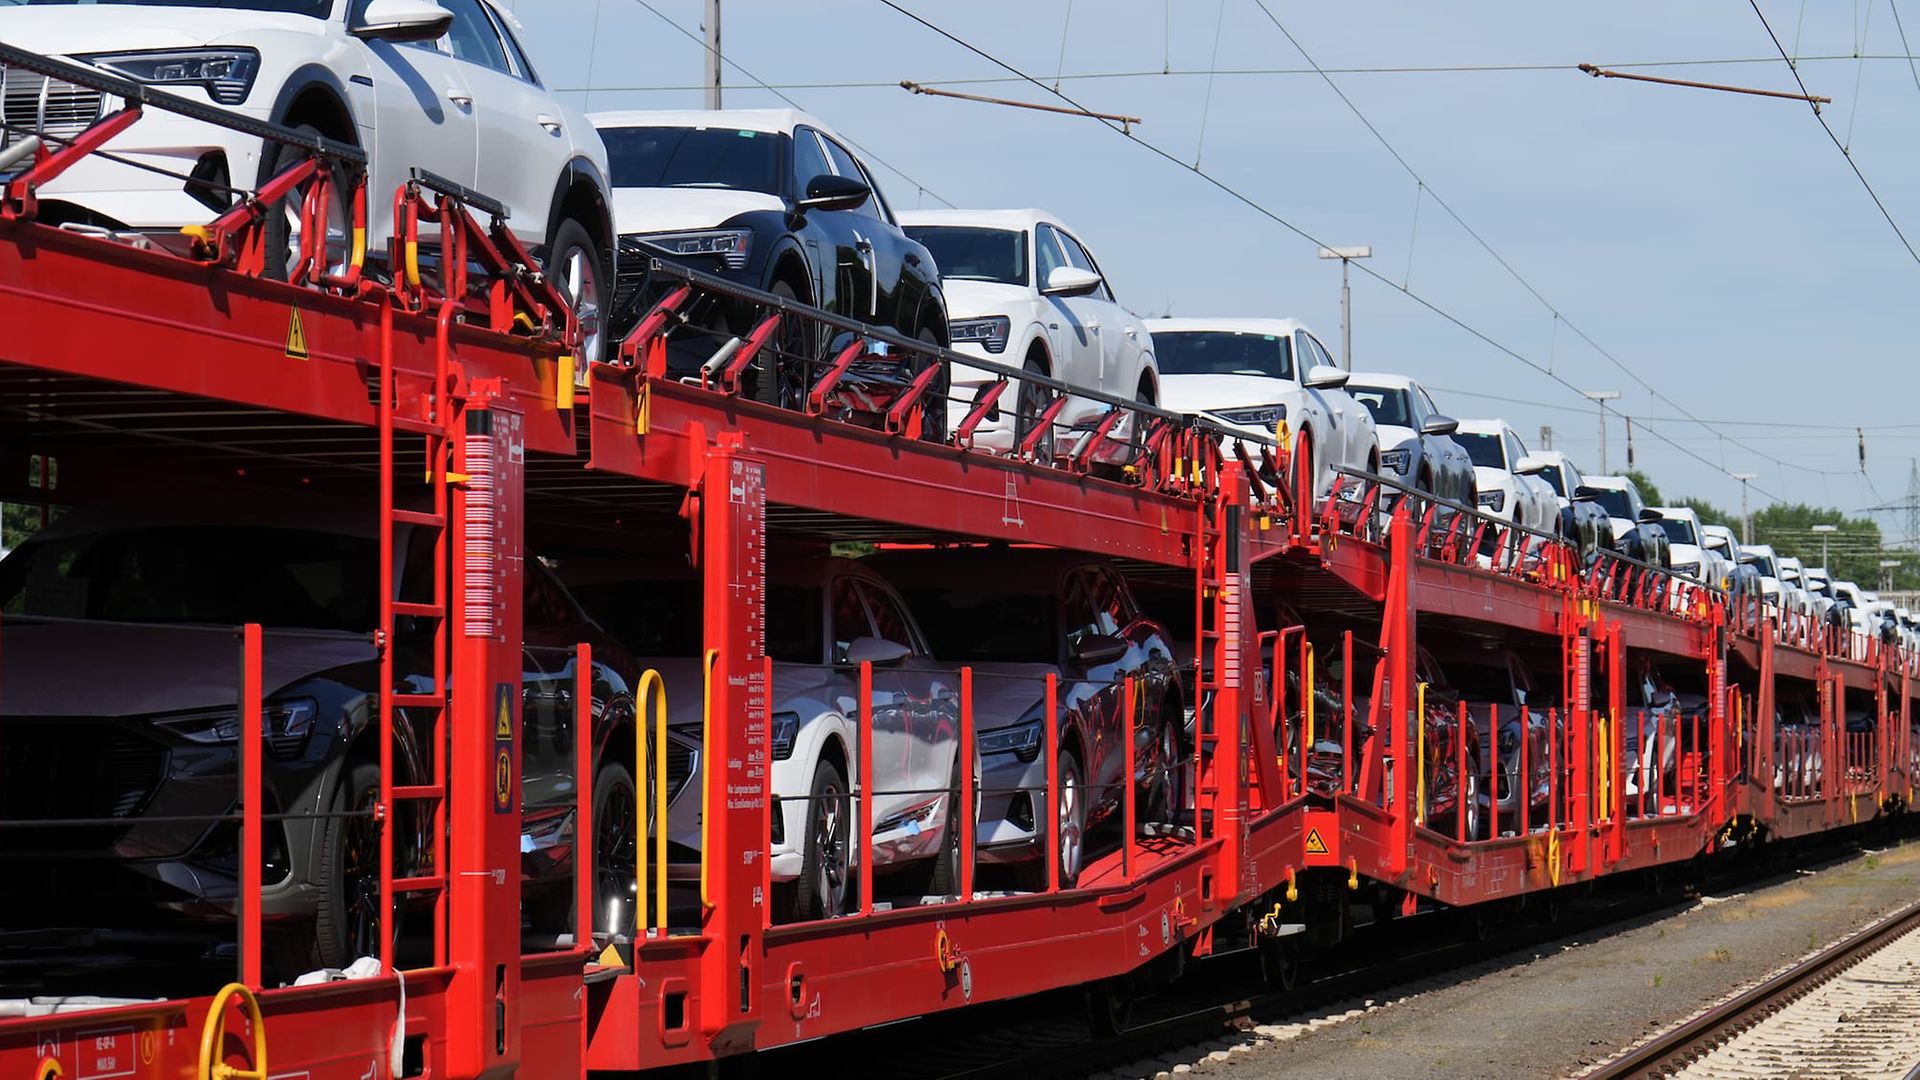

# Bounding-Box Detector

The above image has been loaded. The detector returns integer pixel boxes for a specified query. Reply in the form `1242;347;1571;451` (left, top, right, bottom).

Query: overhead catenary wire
556;53;1920;94
875;0;1792;506
1247;0;1868;487
1748;0;1920;265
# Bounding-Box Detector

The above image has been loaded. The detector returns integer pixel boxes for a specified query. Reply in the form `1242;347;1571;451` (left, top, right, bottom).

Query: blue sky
503;0;1920;535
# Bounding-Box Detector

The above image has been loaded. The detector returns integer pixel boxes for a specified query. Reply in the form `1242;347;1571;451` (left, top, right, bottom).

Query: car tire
1142;711;1181;830
755;278;810;411
914;327;949;444
285;759;382;978
793;756;852;921
589;762;639;940
1054;748;1086;889
1013;353;1056;459
544;217;606;368
926;758;967;899
260;123;351;285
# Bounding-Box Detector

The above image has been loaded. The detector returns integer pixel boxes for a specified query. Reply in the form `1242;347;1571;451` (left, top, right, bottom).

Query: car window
1504;432;1526;467
1418;386;1442;420
819;136;887;222
1034;225;1067;287
791;127;834;198
829;574;871;664
1347;386;1411;428
1303;334;1336;372
1151;330;1292;379
1069;567;1126;637
433;0;511;74
857;581;919;654
484;3;541;84
1054;229;1114;301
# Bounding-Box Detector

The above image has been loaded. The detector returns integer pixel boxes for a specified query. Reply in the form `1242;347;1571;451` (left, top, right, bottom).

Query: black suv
592;109;951;432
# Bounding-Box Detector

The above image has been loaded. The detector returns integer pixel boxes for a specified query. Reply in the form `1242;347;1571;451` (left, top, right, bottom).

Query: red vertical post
447;397;527;1078
1548;707;1559;834
1457;700;1468;844
1488;703;1500;836
1298;631;1310;792
1045;672;1060;892
858;660;875;918
1341;630;1353;796
1518;705;1530;837
959;666;975;902
575;643;593;950
697;440;768;1053
239;622;263;989
763;654;775;927
1123;674;1136;882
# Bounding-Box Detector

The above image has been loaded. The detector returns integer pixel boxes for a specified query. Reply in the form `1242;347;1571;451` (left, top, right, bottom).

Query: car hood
1472;467;1516;491
1375;426;1418;450
1158;374;1294;415
632;655;854;730
938;278;1036;320
0;7;326;53
611;187;786;236
0;619;372;718
1668;543;1705;566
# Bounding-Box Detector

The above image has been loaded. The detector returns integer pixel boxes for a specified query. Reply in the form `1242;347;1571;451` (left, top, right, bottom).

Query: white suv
899;208;1156;444
0;0;613;356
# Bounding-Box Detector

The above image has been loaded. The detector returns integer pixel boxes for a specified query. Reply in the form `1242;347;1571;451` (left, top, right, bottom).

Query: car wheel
914;326;949;444
793;756;852;920
1056;748;1086;889
545;217;605;369
298;759;382;976
753;278;813;410
591;762;639;940
260;123;351;284
1142;712;1180;829
1013;353;1056;459
927;758;967;899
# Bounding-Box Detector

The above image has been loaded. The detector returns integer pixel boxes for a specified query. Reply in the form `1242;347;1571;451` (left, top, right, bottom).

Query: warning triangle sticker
285;307;309;360
1304;828;1329;855
496;686;514;739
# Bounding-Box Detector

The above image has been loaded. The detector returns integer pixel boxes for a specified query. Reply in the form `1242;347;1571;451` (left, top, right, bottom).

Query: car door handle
904;251;921;267
536;113;564;134
446;89;473;107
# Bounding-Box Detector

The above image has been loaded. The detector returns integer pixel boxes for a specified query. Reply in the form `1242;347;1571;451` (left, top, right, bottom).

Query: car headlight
156;697;318;756
81;48;260;106
1209;403;1286;428
770;710;800;761
979;718;1042;762
1379;448;1413;474
638;228;753;271
949;316;1011;353
1476;489;1506;512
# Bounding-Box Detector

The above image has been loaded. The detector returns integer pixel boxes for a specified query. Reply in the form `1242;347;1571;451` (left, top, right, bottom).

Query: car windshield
1151;331;1294;379
0;526;376;629
568;578;821;664
1453;432;1505;470
1659;518;1698;546
600;126;785;196
1538;466;1567;497
1583;488;1634;519
1348;386;1411;428
1743;554;1778;578
904;587;1058;663
902;226;1026;286
3;0;330;10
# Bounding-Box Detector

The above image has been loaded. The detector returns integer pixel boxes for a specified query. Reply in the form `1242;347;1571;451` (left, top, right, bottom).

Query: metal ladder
377;298;457;970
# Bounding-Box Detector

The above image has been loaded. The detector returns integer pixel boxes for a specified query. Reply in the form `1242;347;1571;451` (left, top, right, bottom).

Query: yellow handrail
1415;682;1428;826
700;648;718;912
634;668;670;935
197;982;267;1080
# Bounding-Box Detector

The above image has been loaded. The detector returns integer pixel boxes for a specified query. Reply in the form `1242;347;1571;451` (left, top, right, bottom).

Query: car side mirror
1069;632;1129;666
1572;485;1603;502
1513;454;1550;476
798;173;871;213
350;0;453;41
1303;364;1349;390
1042;265;1102;297
1637;507;1664;524
1420;414;1459;437
844;636;911;666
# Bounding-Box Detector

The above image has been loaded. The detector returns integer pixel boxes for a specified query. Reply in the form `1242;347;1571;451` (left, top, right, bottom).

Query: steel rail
1585;896;1920;1078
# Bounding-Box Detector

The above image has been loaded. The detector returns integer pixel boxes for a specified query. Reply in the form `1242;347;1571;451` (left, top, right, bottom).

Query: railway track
1588;894;1920;1078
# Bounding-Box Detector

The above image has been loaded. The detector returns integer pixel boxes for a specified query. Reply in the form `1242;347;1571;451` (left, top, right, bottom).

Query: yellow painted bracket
198;982;267;1080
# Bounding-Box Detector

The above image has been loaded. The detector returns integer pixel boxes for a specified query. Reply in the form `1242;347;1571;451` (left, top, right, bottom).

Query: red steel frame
2;81;1918;1078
